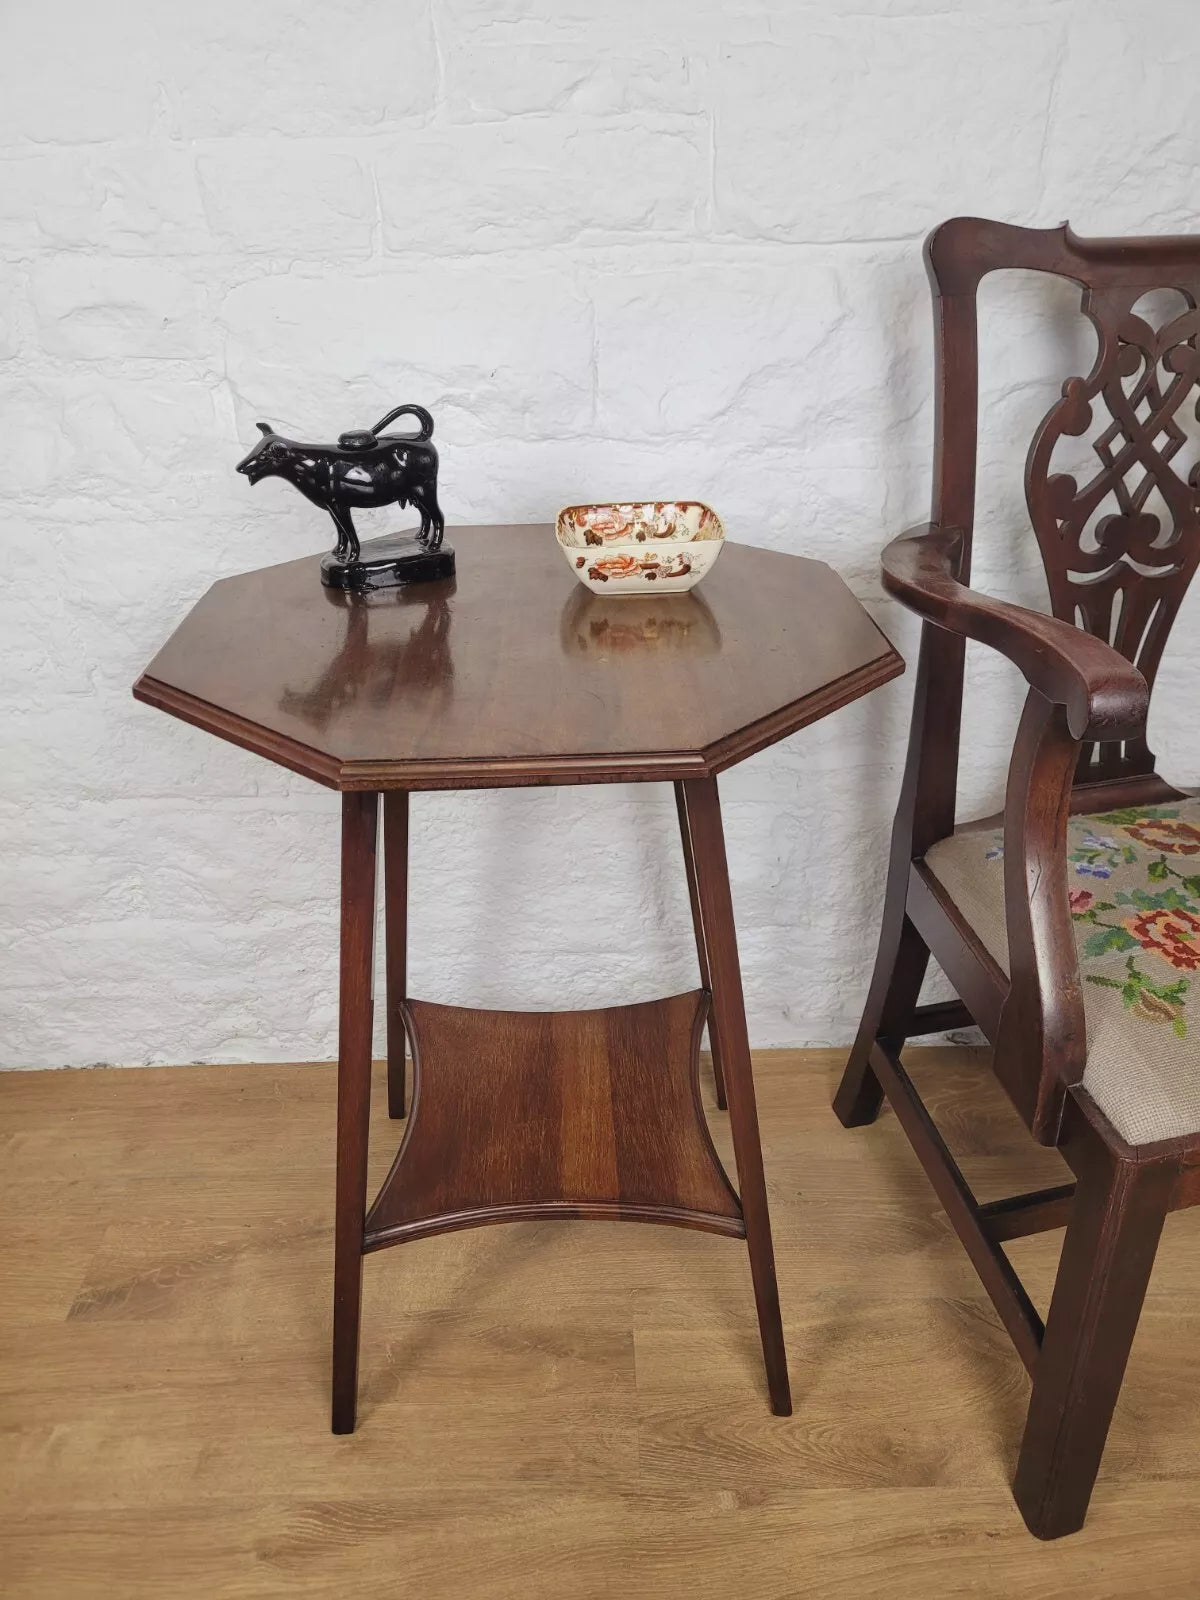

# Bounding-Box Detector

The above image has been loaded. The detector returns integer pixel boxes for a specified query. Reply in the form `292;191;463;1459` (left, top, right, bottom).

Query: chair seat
925;798;1200;1146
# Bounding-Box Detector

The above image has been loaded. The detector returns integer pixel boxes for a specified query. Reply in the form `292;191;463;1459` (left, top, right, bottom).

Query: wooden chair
835;216;1200;1539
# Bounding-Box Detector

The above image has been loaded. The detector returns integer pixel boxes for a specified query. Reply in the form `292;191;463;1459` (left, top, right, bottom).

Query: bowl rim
555;500;725;548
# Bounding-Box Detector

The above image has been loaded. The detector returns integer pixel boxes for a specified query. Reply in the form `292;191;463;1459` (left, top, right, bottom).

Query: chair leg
331;791;379;1435
834;907;929;1128
383;791;410;1120
681;776;791;1416
1012;1109;1172;1539
674;780;727;1111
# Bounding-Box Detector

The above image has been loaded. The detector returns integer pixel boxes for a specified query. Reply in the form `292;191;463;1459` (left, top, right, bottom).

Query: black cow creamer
236;403;455;591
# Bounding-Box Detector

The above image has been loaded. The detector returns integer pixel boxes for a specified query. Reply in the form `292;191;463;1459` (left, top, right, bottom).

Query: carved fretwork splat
1026;284;1200;781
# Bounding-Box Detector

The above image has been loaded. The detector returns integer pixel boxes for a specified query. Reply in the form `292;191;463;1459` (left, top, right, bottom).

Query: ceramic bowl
555;501;725;595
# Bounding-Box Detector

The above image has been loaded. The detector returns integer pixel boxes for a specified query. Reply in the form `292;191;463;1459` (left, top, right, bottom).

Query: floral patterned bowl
555;501;725;595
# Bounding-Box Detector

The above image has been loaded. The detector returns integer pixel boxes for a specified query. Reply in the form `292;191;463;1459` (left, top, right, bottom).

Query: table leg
679;775;792;1417
383;791;410;1119
331;790;379;1435
674;781;728;1111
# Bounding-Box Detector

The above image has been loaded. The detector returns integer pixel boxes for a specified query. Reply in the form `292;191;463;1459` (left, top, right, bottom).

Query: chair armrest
882;523;1149;742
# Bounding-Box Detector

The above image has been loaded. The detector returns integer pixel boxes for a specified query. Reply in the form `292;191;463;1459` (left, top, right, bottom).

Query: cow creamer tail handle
371;404;434;441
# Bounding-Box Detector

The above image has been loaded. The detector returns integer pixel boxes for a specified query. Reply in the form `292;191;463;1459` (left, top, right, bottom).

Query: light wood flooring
3;1047;1199;1598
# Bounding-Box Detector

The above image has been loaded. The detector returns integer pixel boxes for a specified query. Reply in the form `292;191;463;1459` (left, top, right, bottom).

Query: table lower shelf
362;990;745;1250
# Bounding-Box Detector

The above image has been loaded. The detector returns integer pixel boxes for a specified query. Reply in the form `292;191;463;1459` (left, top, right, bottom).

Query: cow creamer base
321;531;456;592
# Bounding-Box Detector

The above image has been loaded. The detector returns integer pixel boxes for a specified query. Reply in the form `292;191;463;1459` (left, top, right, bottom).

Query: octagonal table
134;524;902;1429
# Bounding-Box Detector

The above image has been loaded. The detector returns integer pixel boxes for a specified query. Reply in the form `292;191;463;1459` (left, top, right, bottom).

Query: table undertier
362;991;745;1250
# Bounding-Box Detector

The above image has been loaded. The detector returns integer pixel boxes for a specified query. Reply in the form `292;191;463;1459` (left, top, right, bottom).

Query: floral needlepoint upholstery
924;800;1200;1146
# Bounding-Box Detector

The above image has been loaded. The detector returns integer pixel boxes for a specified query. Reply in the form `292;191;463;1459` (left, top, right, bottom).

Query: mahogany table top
134;524;902;790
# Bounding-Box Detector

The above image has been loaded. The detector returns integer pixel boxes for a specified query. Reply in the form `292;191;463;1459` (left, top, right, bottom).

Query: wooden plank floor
2;1047;1198;1598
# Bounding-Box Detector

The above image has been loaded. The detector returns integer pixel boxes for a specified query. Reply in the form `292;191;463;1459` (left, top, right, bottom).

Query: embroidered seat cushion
924;799;1200;1146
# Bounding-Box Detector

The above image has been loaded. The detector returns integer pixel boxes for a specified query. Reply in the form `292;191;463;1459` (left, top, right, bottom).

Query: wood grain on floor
1;1048;1196;1598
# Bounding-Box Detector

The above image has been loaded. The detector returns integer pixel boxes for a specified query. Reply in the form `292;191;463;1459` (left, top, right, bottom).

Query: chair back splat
928;217;1200;789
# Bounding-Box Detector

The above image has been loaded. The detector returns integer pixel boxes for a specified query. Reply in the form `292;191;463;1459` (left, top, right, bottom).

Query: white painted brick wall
3;0;1200;1068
